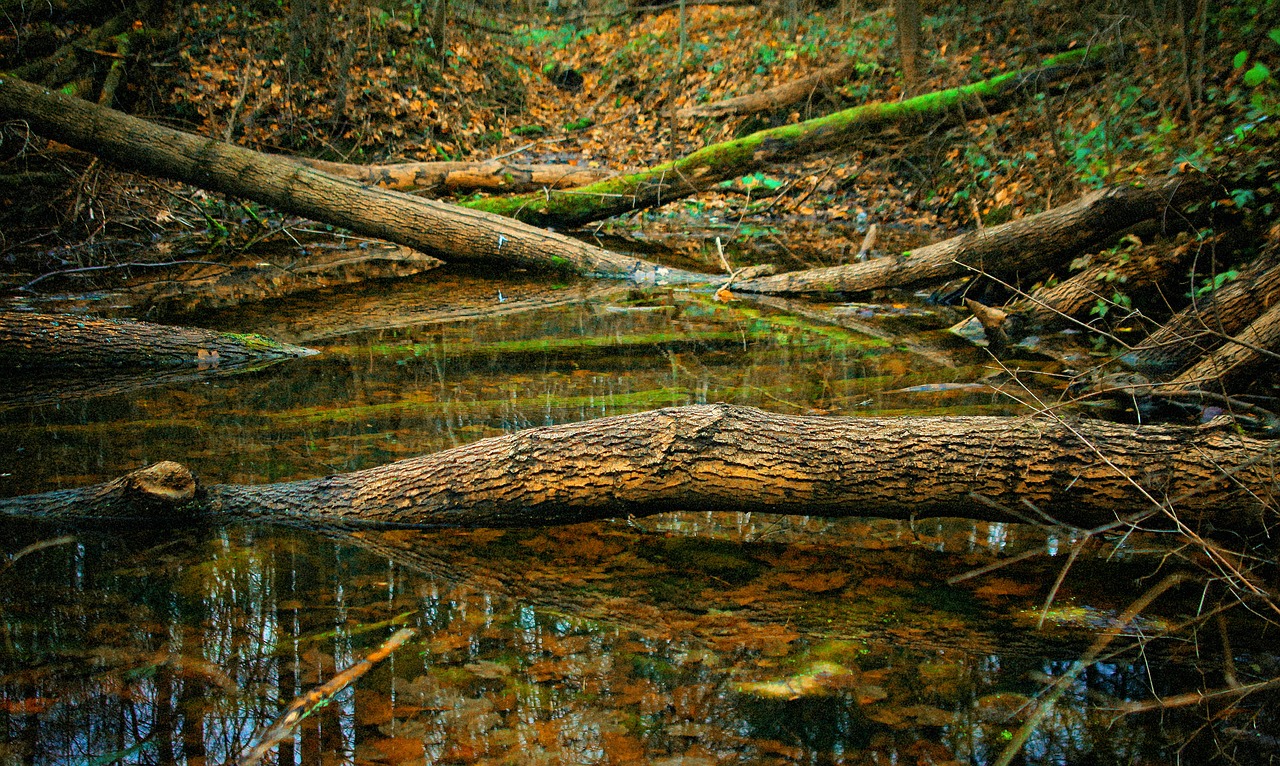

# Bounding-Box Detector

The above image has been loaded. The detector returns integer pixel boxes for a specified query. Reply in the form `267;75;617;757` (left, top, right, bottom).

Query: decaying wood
0;75;704;284
1128;225;1280;374
468;47;1110;228
1;404;1274;534
679;57;860;118
735;173;1208;296
0;311;315;371
299;157;614;194
122;243;443;314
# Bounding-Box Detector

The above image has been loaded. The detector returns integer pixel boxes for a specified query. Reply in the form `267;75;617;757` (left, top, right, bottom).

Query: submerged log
735;173;1209;296
0;311;315;371
0;75;703;284
0;404;1273;534
121;243;443;314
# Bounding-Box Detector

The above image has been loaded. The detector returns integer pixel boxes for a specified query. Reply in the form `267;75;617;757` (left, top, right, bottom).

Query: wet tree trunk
734;173;1208;296
1;404;1273;535
1172;298;1280;391
0;311;315;371
466;47;1109;228
0;75;701;284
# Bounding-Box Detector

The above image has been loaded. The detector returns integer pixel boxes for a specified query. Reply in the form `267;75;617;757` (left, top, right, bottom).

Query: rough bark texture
1127;224;1280;374
735;173;1208;296
0;311;316;370
1172;298;1280;390
466;47;1108;228
0;75;703;284
1012;236;1198;329
679;57;860;118
896;0;922;95
1;404;1273;534
299;157;614;194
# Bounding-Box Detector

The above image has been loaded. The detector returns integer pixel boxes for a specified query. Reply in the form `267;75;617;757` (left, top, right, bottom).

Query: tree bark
679;57;861;118
734;173;1208;296
298;158;614;195
895;0;922;95
1;404;1272;535
0;75;702;284
465;47;1110;228
1127;224;1280;375
1172;298;1280;391
0;311;315;371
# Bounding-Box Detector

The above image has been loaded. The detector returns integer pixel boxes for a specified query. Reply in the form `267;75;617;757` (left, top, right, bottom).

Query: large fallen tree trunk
298;157;614;195
465;47;1109;228
0;311;315;370
0;75;702;284
734;173;1209;296
1;404;1273;534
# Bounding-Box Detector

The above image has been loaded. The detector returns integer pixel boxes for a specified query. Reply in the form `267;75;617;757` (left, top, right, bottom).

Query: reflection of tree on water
0;518;1237;765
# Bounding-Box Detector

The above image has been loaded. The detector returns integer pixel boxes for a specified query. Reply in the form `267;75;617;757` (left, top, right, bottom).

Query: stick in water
235;627;419;766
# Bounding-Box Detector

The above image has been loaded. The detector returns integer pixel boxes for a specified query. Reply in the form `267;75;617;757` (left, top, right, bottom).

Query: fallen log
467;47;1110;228
120;243;443;314
0;75;703;284
735;173;1209;296
679;57;862;118
1171;298;1280;391
1;404;1273;534
298;157;614;195
0;311;315;371
1127;224;1280;375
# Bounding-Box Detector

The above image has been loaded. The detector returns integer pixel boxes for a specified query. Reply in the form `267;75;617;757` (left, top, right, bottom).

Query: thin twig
235;627;417;766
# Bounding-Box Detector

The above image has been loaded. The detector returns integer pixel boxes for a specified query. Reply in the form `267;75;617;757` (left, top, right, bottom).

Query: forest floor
1;1;1277;294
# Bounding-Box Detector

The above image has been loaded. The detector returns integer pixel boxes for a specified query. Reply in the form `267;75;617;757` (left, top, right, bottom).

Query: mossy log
299;157;614;195
0;75;703;284
465;47;1108;228
0;404;1273;535
0;311;315;371
735;173;1209;296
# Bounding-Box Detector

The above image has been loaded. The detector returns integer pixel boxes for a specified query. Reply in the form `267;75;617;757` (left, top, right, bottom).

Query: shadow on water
0;265;1261;764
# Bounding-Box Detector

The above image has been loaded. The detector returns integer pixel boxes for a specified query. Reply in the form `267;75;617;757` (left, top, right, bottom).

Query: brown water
0;268;1261;764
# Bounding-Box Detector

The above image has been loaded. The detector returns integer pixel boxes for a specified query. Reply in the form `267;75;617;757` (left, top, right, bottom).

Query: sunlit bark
1;404;1273;535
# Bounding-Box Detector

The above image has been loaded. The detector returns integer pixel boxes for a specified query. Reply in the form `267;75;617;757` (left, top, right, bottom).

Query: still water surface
0;269;1245;764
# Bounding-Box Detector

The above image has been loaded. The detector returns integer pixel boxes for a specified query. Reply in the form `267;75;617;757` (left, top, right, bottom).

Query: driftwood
0;75;703;284
1172;299;1280;391
735;173;1209;296
0;311;315;371
468;47;1110;228
679;57;861;118
121;243;443;314
298;157;614;195
0;404;1274;534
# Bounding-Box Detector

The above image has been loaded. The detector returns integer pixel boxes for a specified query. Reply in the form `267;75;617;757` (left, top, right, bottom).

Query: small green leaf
1269;28;1280;47
1234;50;1249;69
1244;63;1272;87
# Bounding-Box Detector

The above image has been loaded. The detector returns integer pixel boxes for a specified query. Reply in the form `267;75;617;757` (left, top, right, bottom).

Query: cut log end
124;461;197;504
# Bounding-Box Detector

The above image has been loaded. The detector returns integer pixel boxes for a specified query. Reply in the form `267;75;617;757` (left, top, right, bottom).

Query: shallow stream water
0;266;1258;764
